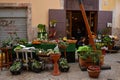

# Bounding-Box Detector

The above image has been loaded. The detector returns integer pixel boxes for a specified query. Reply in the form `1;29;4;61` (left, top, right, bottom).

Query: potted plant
77;45;103;67
28;59;44;73
59;58;70;72
102;35;113;50
77;45;92;68
50;45;61;76
10;60;23;75
58;40;69;50
87;50;102;78
50;19;57;27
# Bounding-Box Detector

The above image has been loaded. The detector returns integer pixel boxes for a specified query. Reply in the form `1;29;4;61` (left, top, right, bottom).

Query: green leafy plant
77;45;92;60
10;60;22;75
28;59;44;73
90;50;102;65
37;24;46;32
59;58;69;68
58;40;69;49
50;19;57;27
59;58;70;72
10;61;22;72
102;35;113;46
31;59;42;69
77;45;102;65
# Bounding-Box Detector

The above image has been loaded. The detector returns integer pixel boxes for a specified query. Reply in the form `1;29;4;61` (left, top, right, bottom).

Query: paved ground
0;52;120;80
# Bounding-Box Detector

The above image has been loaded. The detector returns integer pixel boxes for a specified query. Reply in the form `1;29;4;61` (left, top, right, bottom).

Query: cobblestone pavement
0;52;120;80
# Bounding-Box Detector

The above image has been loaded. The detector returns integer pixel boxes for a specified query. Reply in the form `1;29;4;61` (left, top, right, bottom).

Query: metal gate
0;8;27;46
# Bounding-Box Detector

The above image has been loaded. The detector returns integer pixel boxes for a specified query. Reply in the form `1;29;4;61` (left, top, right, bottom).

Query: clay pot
87;65;101;78
79;57;93;68
50;54;61;76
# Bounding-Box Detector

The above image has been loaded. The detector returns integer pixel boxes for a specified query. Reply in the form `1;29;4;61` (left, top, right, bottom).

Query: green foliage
77;45;102;64
50;20;57;25
59;58;69;68
31;59;42;69
102;35;112;46
58;40;69;47
77;45;92;52
37;24;46;32
77;46;92;59
90;50;102;64
10;61;22;71
95;42;105;50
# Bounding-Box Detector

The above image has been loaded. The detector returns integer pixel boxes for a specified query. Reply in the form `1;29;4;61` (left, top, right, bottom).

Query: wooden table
0;47;12;70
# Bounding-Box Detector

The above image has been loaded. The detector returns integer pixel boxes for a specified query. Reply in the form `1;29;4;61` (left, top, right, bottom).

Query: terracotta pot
79;57;93;68
87;65;101;78
102;49;106;55
50;54;61;76
108;45;113;50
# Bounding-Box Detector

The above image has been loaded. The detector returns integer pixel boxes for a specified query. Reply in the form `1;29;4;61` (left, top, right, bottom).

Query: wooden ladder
78;0;96;50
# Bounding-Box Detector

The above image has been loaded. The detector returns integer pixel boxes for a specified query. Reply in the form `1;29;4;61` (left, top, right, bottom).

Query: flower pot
87;65;101;78
59;66;70;72
102;49;106;55
28;59;45;73
50;54;61;76
10;69;22;75
10;60;23;75
79;57;93;68
32;67;42;73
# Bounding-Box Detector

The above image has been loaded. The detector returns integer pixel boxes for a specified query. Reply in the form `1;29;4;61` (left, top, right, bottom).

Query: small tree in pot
87;50;102;78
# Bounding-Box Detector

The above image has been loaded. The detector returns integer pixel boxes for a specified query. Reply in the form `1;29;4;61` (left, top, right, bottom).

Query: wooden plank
78;0;96;50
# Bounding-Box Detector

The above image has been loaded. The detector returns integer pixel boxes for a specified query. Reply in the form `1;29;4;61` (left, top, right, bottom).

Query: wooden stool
0;47;12;70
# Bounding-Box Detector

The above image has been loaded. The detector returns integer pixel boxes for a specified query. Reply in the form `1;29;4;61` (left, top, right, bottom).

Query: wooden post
78;0;96;50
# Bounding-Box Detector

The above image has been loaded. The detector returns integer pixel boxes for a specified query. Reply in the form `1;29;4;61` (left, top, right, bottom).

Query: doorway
66;10;86;40
66;10;97;40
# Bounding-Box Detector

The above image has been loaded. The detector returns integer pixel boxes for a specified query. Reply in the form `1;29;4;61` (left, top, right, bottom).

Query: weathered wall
111;0;120;46
100;0;115;11
0;0;61;27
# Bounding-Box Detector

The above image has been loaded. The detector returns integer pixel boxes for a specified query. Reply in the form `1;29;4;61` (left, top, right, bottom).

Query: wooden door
49;9;66;39
97;11;113;35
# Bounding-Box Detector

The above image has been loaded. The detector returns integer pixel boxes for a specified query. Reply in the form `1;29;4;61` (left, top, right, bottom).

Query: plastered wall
0;0;61;27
